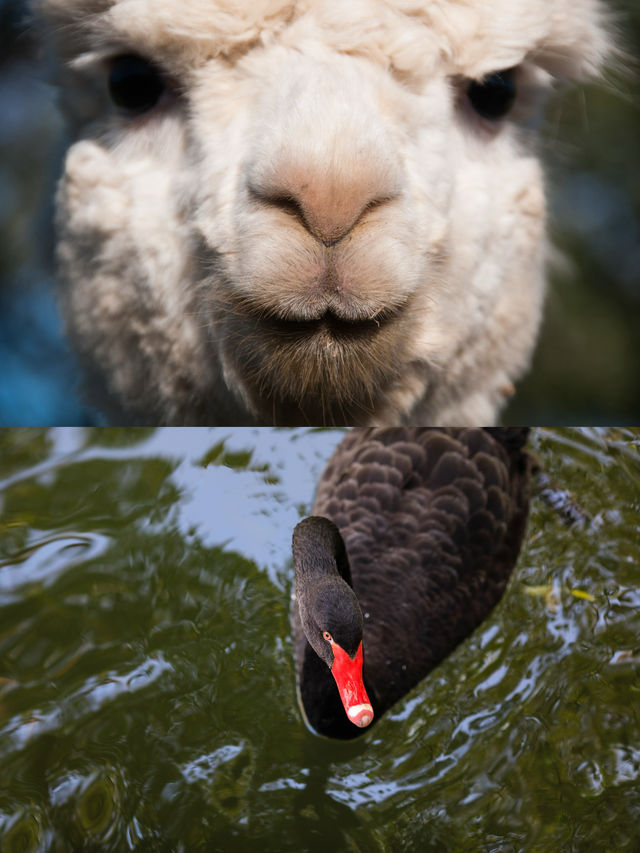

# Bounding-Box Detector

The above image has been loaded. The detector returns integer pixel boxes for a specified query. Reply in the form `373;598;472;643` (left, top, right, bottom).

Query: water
0;427;639;852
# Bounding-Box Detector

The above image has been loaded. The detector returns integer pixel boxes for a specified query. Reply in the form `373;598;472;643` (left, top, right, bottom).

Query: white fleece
35;0;611;424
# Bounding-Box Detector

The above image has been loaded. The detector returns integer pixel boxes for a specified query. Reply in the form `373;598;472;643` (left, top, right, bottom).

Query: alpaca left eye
108;54;166;114
467;69;517;121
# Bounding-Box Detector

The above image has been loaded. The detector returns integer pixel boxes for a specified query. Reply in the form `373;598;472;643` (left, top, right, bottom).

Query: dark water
0;427;639;852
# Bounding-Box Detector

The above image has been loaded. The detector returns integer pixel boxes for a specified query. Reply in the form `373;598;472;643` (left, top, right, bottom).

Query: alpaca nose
248;158;399;245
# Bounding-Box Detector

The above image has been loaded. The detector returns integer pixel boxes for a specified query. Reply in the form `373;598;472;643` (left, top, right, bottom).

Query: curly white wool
36;0;611;424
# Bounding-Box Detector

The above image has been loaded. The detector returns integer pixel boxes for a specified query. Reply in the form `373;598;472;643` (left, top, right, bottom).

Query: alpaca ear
411;2;614;87
533;4;615;81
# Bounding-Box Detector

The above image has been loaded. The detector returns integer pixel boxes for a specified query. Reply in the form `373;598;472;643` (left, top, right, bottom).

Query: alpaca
35;0;611;425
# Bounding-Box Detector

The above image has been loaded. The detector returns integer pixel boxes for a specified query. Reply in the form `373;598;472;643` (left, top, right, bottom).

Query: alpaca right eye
108;55;165;114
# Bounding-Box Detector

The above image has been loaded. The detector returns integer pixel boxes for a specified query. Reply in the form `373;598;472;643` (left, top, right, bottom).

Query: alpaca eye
467;69;517;121
323;631;333;642
108;54;165;114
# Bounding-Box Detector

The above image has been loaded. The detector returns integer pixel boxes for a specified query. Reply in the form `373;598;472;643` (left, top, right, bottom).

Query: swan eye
323;631;333;643
108;54;165;114
467;69;517;121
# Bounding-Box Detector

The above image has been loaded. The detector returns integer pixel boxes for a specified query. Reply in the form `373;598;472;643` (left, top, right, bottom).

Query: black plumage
292;427;531;739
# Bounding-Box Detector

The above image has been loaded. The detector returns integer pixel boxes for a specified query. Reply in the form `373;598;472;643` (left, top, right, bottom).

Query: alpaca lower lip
266;307;398;338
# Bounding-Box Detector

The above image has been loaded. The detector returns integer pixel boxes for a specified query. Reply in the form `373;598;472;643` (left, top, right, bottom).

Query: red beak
329;640;374;728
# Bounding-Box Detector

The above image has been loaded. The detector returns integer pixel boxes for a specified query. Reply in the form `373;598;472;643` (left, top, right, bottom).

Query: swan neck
292;516;353;588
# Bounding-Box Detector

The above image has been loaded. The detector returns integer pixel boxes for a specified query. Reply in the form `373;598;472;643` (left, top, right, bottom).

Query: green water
0;428;639;852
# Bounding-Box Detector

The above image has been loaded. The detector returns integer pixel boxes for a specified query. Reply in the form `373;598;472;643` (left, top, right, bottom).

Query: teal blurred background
0;1;638;425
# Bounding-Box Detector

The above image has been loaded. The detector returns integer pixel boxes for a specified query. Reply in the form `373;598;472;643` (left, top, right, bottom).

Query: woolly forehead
36;0;610;83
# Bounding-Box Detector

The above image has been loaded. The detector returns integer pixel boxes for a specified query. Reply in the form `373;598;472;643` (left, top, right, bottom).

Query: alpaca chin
217;297;416;426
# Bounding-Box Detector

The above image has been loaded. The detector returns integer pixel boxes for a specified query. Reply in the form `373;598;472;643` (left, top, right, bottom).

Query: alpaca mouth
264;307;398;340
251;292;412;344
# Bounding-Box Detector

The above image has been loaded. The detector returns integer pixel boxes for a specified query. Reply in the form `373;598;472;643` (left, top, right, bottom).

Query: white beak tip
347;703;374;727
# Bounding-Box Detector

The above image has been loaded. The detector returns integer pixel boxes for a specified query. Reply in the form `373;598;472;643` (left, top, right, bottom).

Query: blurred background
0;0;638;426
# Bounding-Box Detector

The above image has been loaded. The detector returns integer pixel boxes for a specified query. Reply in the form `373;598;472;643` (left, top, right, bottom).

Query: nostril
359;194;395;224
248;179;397;246
248;184;308;227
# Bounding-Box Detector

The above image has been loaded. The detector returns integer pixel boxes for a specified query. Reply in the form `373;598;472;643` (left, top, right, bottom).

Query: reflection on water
0;427;639;851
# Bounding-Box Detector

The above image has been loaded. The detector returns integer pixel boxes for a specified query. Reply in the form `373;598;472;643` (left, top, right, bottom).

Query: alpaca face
40;0;609;424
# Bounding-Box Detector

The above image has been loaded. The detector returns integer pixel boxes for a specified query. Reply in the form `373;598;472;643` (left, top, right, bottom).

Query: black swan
292;427;531;739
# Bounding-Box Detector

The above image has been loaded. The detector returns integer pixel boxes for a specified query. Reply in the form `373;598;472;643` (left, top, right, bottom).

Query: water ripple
0;532;110;597
0;655;172;759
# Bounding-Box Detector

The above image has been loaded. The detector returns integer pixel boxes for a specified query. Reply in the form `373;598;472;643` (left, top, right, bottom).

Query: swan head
293;516;374;729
